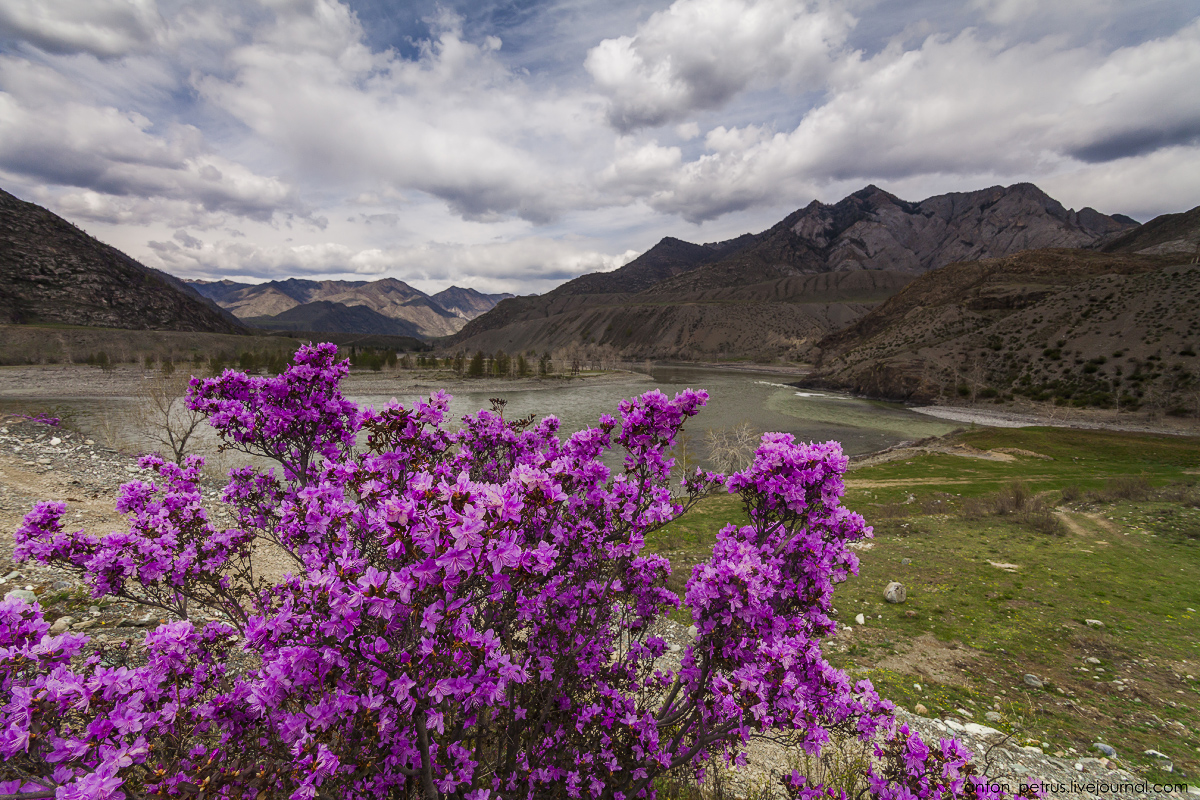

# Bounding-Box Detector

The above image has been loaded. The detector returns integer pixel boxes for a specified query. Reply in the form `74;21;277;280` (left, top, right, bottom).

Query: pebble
985;711;1003;723
1093;742;1117;758
49;616;74;634
1085;656;1101;664
1085;618;1106;628
855;613;865;625
1023;673;1044;688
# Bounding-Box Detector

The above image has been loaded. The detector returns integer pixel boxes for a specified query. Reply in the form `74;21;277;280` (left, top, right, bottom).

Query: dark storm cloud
1070;121;1200;164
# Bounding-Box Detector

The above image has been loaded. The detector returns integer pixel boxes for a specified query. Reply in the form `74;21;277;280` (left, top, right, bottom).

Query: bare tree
134;374;207;464
704;422;759;474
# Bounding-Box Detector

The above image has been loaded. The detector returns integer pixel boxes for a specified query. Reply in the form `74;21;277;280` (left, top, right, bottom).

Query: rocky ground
2;412;1196;798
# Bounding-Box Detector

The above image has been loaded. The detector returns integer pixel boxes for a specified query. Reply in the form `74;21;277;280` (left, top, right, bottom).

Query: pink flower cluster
2;344;1030;800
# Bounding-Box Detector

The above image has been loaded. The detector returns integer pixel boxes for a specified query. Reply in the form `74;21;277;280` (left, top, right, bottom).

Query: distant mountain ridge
449;183;1140;360
244;300;423;337
188;278;512;338
0;188;244;334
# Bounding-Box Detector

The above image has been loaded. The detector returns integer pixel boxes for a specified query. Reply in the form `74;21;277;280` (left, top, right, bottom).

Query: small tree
467;349;485;377
703;422;759;473
132;374;208;464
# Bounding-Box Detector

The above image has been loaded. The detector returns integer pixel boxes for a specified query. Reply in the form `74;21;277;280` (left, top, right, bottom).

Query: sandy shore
911;404;1200;437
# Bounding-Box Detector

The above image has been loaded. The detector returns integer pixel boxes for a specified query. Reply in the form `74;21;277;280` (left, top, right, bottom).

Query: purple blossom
1;344;1021;800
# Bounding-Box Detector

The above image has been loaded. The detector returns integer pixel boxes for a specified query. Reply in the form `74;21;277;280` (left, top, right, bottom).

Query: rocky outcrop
0;188;245;334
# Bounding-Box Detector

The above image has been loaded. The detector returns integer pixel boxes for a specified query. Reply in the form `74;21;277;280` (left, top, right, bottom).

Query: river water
352;365;957;457
1;365;959;466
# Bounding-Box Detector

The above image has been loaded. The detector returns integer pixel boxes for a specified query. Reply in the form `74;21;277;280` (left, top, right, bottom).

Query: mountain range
186;278;511;338
6;177;1197;406
450;183;1139;359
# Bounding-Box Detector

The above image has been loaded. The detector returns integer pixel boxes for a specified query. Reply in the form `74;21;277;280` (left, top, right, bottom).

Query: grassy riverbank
649;426;1200;784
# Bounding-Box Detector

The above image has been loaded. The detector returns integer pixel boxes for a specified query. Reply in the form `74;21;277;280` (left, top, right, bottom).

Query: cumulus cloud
0;0;164;58
1;0;1198;292
585;0;853;130
146;234;640;294
0;56;305;223
622;19;1200;221
195;4;602;224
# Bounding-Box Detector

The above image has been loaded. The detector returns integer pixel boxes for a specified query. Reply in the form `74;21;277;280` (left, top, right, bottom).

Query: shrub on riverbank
3;344;1027;800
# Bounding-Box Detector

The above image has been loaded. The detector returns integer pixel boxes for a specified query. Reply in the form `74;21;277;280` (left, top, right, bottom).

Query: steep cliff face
0;188;245;333
448;184;1138;359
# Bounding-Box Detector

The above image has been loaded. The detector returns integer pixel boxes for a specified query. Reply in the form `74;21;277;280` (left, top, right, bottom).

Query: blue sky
1;0;1198;294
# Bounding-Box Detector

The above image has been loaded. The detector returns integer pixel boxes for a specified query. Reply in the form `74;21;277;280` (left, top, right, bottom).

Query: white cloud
0;0;164;58
585;0;854;130
1;0;1198;294
1041;145;1200;222
620;20;1200;221
195;5;604;224
970;0;1115;28
0;56;304;222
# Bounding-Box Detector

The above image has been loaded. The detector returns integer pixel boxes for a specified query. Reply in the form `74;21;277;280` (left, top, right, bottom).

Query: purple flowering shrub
3;344;1032;800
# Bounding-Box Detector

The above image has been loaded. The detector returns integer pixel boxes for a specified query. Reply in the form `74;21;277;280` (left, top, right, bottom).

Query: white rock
943;719;965;732
50;437;61;445
884;581;907;604
855;613;865;625
963;722;1002;737
1084;619;1105;628
49;616;74;634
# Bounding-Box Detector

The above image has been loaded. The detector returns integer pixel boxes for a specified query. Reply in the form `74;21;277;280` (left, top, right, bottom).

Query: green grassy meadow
648;426;1200;784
